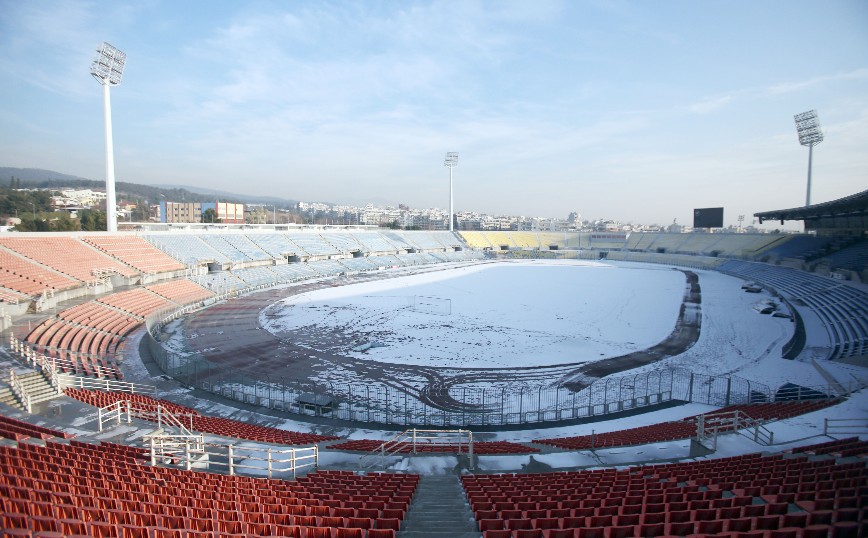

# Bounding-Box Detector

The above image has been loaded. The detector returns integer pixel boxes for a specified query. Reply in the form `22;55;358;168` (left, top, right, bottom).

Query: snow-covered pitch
259;259;819;387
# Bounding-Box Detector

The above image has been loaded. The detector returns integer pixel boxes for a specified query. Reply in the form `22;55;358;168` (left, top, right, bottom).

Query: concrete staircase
0;383;16;407
5;370;61;410
398;474;481;538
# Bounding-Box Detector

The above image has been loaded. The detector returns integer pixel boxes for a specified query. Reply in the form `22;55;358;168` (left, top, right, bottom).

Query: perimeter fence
144;307;781;428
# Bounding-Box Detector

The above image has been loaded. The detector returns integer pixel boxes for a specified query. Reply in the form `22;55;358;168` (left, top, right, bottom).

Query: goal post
407;295;452;316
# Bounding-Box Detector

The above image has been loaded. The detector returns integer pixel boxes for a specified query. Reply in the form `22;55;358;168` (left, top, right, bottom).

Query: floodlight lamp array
794;109;824;147
91;42;126;86
444;152;459;168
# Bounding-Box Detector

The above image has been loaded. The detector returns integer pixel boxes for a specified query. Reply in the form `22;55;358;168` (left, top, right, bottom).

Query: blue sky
1;1;866;227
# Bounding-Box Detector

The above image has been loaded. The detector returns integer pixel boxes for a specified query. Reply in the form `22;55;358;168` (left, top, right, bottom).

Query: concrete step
9;371;62;407
0;386;17;407
399;474;480;538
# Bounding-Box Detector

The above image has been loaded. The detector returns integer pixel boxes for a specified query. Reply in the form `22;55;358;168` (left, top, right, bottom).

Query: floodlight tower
444;152;459;231
793;109;824;207
90;42;127;232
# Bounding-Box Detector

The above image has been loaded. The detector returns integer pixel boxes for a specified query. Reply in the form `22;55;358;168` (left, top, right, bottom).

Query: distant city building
215;202;245;224
160;201;244;224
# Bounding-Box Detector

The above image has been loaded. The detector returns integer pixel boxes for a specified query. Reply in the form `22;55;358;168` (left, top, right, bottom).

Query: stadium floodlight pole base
102;83;117;233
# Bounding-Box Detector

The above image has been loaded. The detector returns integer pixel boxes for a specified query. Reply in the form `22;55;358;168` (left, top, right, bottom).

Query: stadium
1;189;866;538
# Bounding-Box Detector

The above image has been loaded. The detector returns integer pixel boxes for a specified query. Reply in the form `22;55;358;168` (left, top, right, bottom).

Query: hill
1;167;301;208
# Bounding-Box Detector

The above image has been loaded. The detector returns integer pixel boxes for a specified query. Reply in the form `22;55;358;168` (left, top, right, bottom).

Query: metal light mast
793;110;824;207
444;152;459;231
91;42;127;232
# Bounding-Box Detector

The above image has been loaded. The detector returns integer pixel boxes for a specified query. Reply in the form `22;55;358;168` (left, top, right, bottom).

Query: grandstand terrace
82;235;186;276
0;221;866;538
0;236;138;283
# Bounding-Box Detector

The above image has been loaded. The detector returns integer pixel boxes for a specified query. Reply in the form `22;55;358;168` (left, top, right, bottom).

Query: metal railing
59;374;157;396
360;428;474;469
9;334;120;380
8;370;32;414
145;333;778;428
823;418;868;436
696;409;774;451
97;400;194;435
147;438;318;479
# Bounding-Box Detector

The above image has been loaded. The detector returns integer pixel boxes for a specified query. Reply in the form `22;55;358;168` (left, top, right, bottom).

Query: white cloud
767;68;868;95
686;94;732;114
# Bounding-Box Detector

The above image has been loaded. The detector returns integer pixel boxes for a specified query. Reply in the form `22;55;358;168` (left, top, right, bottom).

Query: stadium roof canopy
754;189;868;233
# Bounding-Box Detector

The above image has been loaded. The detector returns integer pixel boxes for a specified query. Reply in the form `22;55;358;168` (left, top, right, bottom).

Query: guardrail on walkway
60;374;157;396
8;370;32;414
824;418;868;436
695;409;774;451
148;438;318;479
360;428;474;470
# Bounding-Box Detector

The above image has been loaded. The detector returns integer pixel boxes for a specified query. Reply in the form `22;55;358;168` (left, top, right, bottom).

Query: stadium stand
378;231;416;250
146;279;215;305
145;234;233;265
97;288;172;319
82;235;186;274
325;439;539;455
246;232;304;258
464;440;866;538
323;233;364;254
64;388;340;445
194;271;247;293
2;222;867;538
0;415;419;538
0;236;138;283
718;259;868;360
535;400;839;450
461;231;495;249
351;232;400;253
197;234;260;262
285;233;341;257
0;248;80;296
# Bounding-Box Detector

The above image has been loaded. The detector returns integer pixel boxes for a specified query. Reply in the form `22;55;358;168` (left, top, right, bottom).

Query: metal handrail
824;418;868;435
147;437;317;479
9;370;32;414
360;428;474;469
695;409;774;450
57;373;157;396
9;335;119;380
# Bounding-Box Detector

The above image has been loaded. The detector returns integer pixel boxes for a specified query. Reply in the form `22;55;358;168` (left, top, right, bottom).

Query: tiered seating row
96;288;172;319
0;414;74;442
64;388;339;445
146;279;215;305
22;278;218;380
0;249;80;296
718;259;868;360
0;237;138;283
0;437;418;538
535;400;838;450
286;233;341;257
0;287;28;304
790;437;868;458
466;442;867;538
24;308;132;380
145;235;233;266
325;439;539;455
200;235;270;262
351;233;398;253
82;235;186;274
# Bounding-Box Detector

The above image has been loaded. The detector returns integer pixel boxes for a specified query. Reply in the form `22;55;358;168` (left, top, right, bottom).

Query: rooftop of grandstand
755;188;868;224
